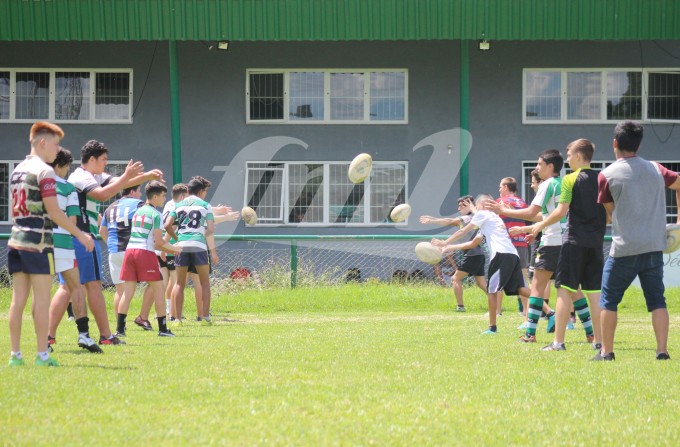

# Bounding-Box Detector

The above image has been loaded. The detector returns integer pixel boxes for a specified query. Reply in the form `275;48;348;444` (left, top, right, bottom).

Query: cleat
134;316;153;331
48;336;56;345
481;328;497;335
586;334;595;344
99;335;126;345
656;352;671;360
8;355;25;367
158;330;176;337
78;333;103;353
113;330;126;338
546;313;556;333
35;356;60;367
591;352;615;361
567;321;575;330
542;342;566;351
200;318;213;327
517;322;527;331
518;334;536;343
592;342;602;351
171;318;183;327
455;306;467;313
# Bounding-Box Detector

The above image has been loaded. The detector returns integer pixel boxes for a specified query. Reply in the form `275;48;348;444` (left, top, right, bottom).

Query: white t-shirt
470;210;518;260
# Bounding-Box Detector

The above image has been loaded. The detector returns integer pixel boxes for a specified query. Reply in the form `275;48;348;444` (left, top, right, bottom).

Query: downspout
459;40;470;196
169;40;182;184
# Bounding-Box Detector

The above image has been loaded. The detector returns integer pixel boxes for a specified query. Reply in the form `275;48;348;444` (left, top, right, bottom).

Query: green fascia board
2;0;680;42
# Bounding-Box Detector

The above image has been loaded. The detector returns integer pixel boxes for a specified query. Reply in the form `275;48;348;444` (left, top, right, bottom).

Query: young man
420;195;487;312
7;122;94;367
596;121;680;361
115;181;181;338
433;195;530;334
488;149;563;341
46;148;101;354
68;139;163;346
526;139;605;352
159;183;188;319
165;176;218;325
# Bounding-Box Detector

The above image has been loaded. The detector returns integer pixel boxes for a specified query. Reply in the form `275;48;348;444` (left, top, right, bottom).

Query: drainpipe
169;40;182;184
459;40;470;196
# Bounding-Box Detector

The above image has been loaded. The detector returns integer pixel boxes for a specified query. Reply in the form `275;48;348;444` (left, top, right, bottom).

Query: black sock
157;316;168;332
66;303;74;318
116;313;127;333
76;317;89;334
489;325;497;332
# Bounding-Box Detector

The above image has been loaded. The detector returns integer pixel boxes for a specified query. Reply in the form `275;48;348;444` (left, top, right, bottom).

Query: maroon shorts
120;249;162;282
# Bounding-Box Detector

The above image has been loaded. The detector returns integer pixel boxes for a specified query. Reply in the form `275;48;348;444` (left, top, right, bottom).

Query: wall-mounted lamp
447;144;453;154
479;39;490;51
217;41;230;50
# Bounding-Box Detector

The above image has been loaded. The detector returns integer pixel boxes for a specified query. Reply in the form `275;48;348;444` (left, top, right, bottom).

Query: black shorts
555;243;604;293
177;250;211;274
534;245;561;273
487;252;526;296
158;255;176;271
458;254;485;277
8;248;55;275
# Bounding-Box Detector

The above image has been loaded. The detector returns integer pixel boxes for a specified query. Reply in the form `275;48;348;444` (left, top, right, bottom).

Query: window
244;161;408;225
0;69;132;123
246;69;408;124
523;69;677;123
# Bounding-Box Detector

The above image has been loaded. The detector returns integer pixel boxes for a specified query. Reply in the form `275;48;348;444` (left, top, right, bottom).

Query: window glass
56;72;90;121
249;73;284;120
525;71;561;120
16;72;49;120
330;73;364;120
289;72;324;121
567;72;601;120
370;72;405;121
95;73;130;120
648;72;680;120
607;72;642;120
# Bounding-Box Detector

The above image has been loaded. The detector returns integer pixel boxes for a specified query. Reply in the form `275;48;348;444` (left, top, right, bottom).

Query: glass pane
329;164;364;223
567;72;601;120
648;72;680;120
246;163;284;223
55;72;90;120
16;72;49;120
249;73;284;120
0;162;9;222
0;72;9;120
370;72;405;121
606;72;642;120
370;164;406;223
95;73;130;120
330;73;364;120
289;72;323;121
525;71;561;120
288;164;324;223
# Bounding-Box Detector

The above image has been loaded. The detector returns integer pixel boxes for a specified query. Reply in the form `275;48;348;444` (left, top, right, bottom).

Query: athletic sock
116;313;127;333
574;298;593;336
37;351;50;361
489;325;497;333
75;317;89;334
526;297;543;336
166;299;171;314
157;316;168;332
66;303;75;318
11;351;22;360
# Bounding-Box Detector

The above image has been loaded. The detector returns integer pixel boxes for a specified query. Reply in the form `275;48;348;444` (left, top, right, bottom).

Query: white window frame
522;68;680;124
0;160;21;224
0;68;133;124
245;69;408;125
243;160;409;226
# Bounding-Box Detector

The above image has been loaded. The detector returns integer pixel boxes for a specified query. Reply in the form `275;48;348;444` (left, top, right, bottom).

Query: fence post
290;240;298;288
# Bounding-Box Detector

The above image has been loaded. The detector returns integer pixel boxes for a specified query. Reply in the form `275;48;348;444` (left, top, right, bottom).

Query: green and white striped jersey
530;176;564;247
53;176;80;258
68;166;113;236
127;204;162;252
169;195;214;251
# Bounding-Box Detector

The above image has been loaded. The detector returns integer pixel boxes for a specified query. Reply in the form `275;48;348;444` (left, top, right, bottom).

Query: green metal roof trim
2;0;680;42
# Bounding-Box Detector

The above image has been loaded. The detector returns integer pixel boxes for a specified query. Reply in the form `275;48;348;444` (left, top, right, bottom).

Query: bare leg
113;283;124;315
195;265;211;318
139;285;154;320
49;268;84;338
600;309;617;354
553;287;573;344
9;273;31;353
451;270;469;307
651;308;669;355
191;273;203;318
30;274;54;354
172;267;188;321
84;280;112;338
586;291;602;344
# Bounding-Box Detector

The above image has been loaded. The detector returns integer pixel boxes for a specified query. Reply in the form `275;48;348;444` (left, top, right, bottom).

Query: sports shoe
99;335;126;345
546;313;556;333
517;322;527;331
567;321;575;330
35;355;60;367
200;318;213;327
542;342;566;351
592;342;602;351
455;306;466;313
171;318;183;327
78;333;103;353
48;336;56;345
518;334;536;343
113;330;126;338
8;355;25;367
586;334;595;344
134;316;153;331
158;329;176;337
591;352;615;361
481;328;497;335
656;352;671;360
67;316;75;322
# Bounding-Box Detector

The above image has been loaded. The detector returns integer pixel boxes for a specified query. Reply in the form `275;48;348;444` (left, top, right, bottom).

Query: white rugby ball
415;242;443;265
390;203;412;222
348;153;373;184
664;224;680;254
241;206;258;226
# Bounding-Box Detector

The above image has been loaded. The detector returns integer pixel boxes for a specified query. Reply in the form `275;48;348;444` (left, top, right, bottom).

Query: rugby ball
664;224;680;254
390;203;412;222
241;206;258;226
348;153;373;184
415;242;443;265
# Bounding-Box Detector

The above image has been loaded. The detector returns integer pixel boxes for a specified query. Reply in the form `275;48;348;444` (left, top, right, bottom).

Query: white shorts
108;251;126;285
55;256;77;274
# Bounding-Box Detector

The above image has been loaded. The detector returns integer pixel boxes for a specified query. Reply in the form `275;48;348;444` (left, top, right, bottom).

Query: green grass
1;284;679;446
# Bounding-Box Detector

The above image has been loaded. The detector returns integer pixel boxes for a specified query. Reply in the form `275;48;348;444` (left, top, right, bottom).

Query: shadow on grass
68;364;138;371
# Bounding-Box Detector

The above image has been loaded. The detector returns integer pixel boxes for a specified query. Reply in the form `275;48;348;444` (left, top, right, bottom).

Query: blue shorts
8;248;55;275
63;236;103;285
600;252;666;312
176;250;209;270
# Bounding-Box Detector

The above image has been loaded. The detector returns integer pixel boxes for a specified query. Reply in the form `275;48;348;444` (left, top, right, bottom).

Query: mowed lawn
0;284;679;446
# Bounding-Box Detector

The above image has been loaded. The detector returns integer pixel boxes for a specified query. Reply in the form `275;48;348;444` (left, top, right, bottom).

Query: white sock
11;351;22;360
38;351;50;361
166;299;171;313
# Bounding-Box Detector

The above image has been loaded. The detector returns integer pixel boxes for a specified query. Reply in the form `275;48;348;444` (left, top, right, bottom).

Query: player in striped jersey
115;181;181;338
46;148;102;353
7;122;94;367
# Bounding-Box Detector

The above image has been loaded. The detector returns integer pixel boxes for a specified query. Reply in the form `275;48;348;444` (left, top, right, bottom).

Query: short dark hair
187;176;212;195
48;147;73;169
121;185;141;197
145;181;167;199
81;139;108;164
539;149;563;174
614;120;643;152
457;194;474;204
567;138;595;162
172;183;188;200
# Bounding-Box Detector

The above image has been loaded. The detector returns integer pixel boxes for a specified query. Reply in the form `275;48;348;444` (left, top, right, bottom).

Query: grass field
0;283;679;446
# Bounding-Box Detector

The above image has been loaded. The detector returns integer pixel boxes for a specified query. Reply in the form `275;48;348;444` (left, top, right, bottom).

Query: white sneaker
77;333;103;353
